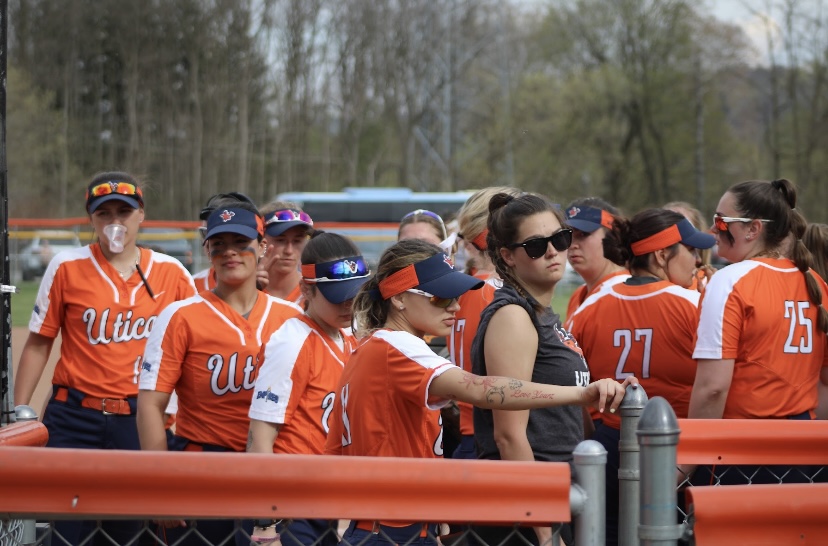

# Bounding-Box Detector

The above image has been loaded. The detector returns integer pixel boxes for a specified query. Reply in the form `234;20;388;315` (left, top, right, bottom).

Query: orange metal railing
687;483;828;545
0;421;48;448
677;419;828;465
0;447;571;523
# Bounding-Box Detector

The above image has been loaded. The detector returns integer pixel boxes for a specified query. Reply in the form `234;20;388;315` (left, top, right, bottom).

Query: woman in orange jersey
15;171;197;546
563;198;629;319
247;232;369;546
325;238;634;546
259;201;314;304
447;186;520;459
664;201;715;292
192;191;259;292
138;201;301;546
567;209;715;546
687;179;828;485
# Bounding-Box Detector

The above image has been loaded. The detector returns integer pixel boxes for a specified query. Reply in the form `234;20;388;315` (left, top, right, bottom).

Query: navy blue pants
278;518;339;546
340;521;438;546
451;435;477;460
158;438;253;546
42;386;144;546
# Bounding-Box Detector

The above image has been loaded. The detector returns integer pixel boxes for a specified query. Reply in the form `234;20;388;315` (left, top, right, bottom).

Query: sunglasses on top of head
507;228;573;259
712;214;773;233
405;289;456;309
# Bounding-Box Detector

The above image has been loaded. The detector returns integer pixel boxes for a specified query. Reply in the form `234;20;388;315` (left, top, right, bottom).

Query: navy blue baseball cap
631;218;715;256
565;205;615;233
301;256;371;304
204;207;264;241
264;208;314;237
378;252;484;300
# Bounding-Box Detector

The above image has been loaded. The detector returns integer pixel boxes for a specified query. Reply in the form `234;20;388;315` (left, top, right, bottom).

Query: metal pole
618;386;648;546
572;439;607;546
636;397;681;546
15;405;38;545
0;0;12;427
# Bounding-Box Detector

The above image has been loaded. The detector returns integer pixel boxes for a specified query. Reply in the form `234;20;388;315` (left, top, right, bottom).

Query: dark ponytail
731;179;828;333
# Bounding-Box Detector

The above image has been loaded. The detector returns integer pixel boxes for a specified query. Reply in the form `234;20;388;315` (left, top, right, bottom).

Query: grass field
12;281;39;328
9;280;579;329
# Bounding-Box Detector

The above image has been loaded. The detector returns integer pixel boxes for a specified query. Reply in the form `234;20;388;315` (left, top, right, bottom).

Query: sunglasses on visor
401;209;447;237
713;215;773;233
86;181;143;200
507;228;573;259
406;288;456;309
266;209;313;225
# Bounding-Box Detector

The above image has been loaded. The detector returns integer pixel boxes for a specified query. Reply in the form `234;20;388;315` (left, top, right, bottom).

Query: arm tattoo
508;379;523;390
486;386;506;404
246;429;253;451
458;372;498;390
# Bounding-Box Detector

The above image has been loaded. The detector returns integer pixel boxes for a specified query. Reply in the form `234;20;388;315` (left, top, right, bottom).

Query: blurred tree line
7;0;828;221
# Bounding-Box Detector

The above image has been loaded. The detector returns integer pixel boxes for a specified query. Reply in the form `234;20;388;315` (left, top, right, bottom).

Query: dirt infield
11;326;61;417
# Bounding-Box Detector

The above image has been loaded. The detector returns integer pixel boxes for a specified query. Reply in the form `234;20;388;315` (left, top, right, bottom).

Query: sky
708;0;779;63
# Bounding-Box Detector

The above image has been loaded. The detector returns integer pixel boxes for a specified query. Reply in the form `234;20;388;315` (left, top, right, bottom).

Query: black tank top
471;284;590;462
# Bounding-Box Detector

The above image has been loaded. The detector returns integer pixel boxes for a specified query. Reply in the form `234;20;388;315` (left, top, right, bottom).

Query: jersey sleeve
29;256;68;338
693;268;745;360
140;300;191;393
249;319;312;424
377;330;455;410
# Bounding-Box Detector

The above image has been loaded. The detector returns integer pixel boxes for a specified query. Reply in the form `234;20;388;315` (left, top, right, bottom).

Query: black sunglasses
507;228;573;259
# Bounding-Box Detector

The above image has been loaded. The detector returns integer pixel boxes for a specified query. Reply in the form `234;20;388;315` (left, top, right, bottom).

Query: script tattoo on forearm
459;372;498;390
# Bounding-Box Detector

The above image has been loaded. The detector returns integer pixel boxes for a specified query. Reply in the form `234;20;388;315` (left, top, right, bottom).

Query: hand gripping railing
0;439;608;546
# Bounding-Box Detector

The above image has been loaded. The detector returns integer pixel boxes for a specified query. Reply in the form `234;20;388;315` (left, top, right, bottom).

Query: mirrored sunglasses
507;228;573;259
266;209;313;225
304;257;370;282
712;215;773;233
87;181;143;200
406;288;456;309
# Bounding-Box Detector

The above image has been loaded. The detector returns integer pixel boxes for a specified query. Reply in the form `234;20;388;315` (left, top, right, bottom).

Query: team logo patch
344;260;358;274
219;209;235;222
141;361;152;372
256;387;279;403
33;304;40;315
567;206;580;219
443;254;453;268
555;324;586;363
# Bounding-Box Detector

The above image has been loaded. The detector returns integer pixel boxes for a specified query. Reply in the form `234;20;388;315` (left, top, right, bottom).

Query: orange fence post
0;447;571;523
687;483;828;545
677;419;828;465
0;421;48;447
